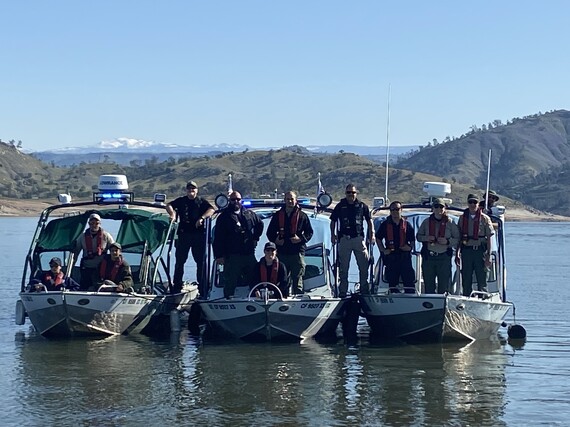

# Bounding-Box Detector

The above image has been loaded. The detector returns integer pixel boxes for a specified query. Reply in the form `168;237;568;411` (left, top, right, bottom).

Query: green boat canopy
35;208;172;254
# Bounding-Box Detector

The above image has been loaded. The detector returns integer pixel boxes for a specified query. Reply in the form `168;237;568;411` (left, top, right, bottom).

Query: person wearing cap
480;190;500;216
456;194;494;296
166;181;215;295
96;242;134;293
252;241;289;298
213;190;264;299
330;184;375;297
376;200;416;293
266;190;313;295
416;198;460;293
73;212;115;291
28;256;80;292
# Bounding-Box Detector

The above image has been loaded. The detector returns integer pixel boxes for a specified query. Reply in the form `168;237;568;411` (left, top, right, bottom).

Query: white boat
195;193;347;341
360;182;514;342
15;175;198;338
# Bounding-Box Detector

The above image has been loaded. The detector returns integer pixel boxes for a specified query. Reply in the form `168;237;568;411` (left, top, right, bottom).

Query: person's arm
166;203;177;222
364;206;375;244
117;264;134;292
301;214;314;243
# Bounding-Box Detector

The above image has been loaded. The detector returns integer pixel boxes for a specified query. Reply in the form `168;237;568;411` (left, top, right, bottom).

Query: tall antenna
384;84;391;205
484;149;492;209
227;173;233;195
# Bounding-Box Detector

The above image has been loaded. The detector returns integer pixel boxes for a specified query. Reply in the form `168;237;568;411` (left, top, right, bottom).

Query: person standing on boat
213;191;264;299
166;180;215;295
253;241;289;298
266;191;313;295
28;257;80;292
96;242;134;292
479;190;500;216
330;184;375;297
73;213;114;291
376;201;416;293
416;198;460;293
457;194;494;296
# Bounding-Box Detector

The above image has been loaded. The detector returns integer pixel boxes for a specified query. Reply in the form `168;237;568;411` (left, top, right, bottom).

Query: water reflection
15;329;510;425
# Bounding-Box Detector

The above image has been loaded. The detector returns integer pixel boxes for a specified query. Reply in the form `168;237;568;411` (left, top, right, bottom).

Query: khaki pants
337;236;370;296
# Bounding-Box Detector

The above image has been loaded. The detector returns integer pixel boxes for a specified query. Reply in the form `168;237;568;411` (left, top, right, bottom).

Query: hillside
3;109;570;217
395;110;570;215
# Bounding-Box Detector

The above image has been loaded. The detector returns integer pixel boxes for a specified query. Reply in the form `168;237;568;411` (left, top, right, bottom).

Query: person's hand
383;248;392;256
331;234;337;244
436;237;448;245
275;237;285;246
455;255;461;266
290;234;301;244
117;284;124;292
368;236;376;245
401;244;412;252
216;257;225;265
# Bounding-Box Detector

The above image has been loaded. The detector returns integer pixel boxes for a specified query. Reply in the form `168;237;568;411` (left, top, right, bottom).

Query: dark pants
279;252;305;295
79;267;99;291
223;253;257;298
173;232;206;294
422;253;452;294
461;246;487;296
383;251;416;291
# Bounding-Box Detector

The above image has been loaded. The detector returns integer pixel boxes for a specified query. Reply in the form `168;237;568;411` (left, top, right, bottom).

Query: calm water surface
1;218;569;426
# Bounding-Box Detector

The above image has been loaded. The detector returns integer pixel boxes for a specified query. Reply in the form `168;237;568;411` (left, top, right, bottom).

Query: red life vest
428;214;448;242
386;218;408;249
461;208;481;242
85;229;103;259
260;259;280;284
99;256;124;282
42;271;64;288
278;208;300;238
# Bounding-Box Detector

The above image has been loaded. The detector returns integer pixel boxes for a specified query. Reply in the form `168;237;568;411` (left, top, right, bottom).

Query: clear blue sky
1;1;568;152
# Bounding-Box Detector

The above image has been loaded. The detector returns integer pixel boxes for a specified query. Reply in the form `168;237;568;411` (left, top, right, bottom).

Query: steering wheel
248;282;284;300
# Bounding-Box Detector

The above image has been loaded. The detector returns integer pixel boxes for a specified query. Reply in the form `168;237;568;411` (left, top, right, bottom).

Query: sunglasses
346;191;357;195
230;198;242;201
468;200;478;205
433;204;444;209
390;207;401;211
49;263;59;267
264;249;276;252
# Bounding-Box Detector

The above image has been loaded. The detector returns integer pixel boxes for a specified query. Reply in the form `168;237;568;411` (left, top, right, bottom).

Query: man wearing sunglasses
213;191;264;299
330;184;375;297
416;198;460;293
456;194;494;296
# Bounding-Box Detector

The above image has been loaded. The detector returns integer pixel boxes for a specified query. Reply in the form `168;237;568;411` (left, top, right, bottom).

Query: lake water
1;218;569;426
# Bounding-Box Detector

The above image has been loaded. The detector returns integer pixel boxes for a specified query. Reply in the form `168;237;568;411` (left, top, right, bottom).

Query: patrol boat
15;175;198;338
194;191;347;341
360;182;520;342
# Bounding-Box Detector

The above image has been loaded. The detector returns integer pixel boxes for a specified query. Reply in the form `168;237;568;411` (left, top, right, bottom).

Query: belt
341;235;361;240
428;251;447;257
462;245;483;250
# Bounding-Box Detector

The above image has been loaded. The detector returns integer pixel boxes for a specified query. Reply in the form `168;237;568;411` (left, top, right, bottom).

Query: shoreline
1;197;569;222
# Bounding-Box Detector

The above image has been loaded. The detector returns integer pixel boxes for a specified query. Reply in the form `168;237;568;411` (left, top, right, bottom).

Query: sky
1;1;569;152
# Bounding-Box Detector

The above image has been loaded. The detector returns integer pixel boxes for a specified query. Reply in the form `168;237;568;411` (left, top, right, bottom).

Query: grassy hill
3;110;570;216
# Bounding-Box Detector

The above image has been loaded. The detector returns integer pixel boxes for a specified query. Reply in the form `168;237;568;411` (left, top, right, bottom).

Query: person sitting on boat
416;198;460;294
456;194;494;296
479;189;500;216
376;201;416;293
166;180;215;296
73;213;115;291
95;242;134;293
213;191;264;299
253;242;289;298
28;256;80;292
330;184;375;297
266;190;313;295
